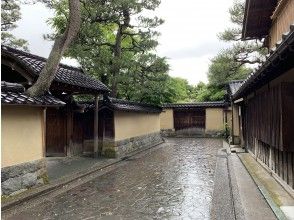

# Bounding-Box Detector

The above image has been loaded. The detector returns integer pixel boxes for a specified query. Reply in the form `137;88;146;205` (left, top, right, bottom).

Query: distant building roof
162;101;227;109
234;26;294;99
228;80;244;97
81;97;162;113
1;81;65;107
1;45;110;94
242;0;277;39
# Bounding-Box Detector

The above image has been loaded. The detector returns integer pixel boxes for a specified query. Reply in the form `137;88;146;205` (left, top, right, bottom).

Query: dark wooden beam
94;95;99;158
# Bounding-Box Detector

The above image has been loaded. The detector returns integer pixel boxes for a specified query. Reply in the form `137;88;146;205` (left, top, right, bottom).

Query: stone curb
210;147;235;220
223;140;246;220
2;140;165;212
227;155;246;220
237;154;288;220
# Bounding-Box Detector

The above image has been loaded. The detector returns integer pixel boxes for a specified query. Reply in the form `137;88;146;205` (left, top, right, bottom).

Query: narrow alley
4;138;222;220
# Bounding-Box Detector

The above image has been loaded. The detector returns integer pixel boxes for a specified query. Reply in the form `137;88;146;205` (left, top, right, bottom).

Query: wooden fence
242;82;294;189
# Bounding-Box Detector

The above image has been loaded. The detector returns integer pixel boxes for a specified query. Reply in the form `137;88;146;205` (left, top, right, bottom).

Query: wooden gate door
174;109;205;131
46;108;67;156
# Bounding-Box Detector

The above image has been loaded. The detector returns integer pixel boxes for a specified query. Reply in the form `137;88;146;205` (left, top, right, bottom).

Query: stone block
1;159;47;196
2;176;22;196
22;173;37;188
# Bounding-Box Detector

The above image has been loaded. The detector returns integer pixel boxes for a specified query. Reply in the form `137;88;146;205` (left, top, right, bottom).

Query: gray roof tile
1;81;65;107
162;101;227;109
1;46;110;93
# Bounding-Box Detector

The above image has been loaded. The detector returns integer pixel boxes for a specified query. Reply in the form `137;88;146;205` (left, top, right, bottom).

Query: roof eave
1;103;65;107
233;30;294;100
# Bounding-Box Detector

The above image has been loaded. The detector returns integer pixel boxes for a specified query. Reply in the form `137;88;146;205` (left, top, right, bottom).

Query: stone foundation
102;132;163;158
161;128;223;138
205;130;224;138
160;129;176;137
1;159;47;196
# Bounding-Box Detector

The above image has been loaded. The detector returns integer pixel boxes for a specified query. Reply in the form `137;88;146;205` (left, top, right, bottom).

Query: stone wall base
161;129;176;137
102;132;163;158
161;129;224;138
1;159;47;196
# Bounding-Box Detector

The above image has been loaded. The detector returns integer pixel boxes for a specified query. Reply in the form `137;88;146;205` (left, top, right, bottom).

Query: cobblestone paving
6;138;222;220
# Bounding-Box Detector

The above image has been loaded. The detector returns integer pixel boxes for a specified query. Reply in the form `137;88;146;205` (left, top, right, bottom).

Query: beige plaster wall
114;111;160;141
2;106;45;168
226;110;232;131
205;108;224;132
232;105;240;136
160;109;174;130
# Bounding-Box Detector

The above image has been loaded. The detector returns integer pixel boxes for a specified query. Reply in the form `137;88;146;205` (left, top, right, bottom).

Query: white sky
12;0;234;85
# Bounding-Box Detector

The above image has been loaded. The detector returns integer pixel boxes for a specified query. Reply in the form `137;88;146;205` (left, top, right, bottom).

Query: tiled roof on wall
80;97;162;113
1;81;65;107
162;101;227;109
1;46;110;94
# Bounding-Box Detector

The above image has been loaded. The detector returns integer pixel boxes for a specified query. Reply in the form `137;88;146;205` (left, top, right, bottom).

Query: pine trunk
26;0;81;97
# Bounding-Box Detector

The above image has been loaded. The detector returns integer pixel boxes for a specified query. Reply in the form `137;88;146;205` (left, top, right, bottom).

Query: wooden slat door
174;109;205;131
46;108;67;156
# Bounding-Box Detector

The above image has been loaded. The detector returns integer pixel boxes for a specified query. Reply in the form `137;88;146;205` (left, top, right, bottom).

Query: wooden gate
173;109;205;131
46;108;67;156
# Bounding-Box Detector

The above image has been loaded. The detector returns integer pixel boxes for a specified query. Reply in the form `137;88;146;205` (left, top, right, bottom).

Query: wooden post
231;102;235;144
94;94;99;158
66;104;73;156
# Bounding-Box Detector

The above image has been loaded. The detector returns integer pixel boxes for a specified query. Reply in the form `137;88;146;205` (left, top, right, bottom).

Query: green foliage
201;0;267;102
117;54;170;105
1;0;29;50
49;0;167;103
208;49;251;86
192;83;225;102
164;77;191;103
218;0;266;65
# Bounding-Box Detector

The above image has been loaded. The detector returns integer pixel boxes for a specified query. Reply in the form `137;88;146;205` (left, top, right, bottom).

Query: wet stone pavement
6;138;222;220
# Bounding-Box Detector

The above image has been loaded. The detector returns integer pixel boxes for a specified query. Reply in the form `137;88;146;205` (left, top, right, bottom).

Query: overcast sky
12;0;234;85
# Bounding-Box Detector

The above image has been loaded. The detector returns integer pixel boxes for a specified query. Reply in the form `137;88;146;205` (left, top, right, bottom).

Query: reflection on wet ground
6;138;222;220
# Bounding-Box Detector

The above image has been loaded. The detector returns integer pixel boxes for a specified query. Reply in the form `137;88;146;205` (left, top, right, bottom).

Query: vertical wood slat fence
256;140;294;189
242;82;294;189
173;109;205;131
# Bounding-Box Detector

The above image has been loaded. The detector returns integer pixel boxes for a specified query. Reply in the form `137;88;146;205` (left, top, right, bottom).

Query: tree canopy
196;0;266;102
49;0;168;101
1;0;29;50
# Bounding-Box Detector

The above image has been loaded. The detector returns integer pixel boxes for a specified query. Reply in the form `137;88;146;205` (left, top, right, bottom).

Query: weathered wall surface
232;105;240;136
241;68;294;190
2;106;45;168
1;106;46;196
160;109;174;130
226;108;232;131
1;159;47;196
114;112;160;141
248;68;294;98
205;108;224;133
269;0;294;49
